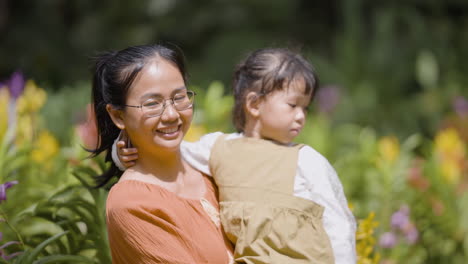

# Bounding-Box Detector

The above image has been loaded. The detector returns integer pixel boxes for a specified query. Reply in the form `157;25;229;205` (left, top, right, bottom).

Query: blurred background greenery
0;0;467;263
2;0;468;139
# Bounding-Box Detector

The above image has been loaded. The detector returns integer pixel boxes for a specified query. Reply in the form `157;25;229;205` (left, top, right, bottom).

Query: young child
114;48;356;263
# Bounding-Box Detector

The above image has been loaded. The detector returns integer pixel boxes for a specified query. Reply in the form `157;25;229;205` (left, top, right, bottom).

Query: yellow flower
0;88;9;140
434;128;465;184
378;136;400;163
440;158;461;184
31;130;60;168
184;124;207;142
435;128;465;161
15;114;34;145
16;80;47;114
356;212;381;264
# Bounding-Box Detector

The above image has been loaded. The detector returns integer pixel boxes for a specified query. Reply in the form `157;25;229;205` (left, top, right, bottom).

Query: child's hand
117;139;138;168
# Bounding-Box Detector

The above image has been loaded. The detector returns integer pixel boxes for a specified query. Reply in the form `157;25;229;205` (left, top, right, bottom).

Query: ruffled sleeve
181;132;243;176
296;146;357;264
180;132;224;176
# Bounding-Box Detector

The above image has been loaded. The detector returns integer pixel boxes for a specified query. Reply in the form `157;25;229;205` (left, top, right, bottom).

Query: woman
91;44;233;263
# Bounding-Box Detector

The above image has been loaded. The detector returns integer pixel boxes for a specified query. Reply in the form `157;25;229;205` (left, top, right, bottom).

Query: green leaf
24;231;69;263
416;50;439;90
10;249;30;263
72;166;100;188
401;134;422;152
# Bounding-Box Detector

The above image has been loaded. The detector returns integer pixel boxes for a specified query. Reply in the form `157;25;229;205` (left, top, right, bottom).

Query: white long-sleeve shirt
181;132;357;264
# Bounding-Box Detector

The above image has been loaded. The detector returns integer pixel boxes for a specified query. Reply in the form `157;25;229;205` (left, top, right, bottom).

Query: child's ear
106;104;126;130
245;92;261;118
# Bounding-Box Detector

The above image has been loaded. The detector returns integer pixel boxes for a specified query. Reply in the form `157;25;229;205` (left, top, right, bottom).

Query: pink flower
407;159;430;191
76;104;98;150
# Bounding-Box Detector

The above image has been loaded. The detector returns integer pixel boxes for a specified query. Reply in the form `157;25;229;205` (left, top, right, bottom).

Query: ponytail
90;51;123;187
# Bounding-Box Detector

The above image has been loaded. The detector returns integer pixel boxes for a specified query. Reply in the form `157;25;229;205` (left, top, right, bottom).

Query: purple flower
391;206;410;230
0;241;22;260
399;205;410;215
2;251;22;260
316;85;341;114
404;224;419;244
0;181;18;202
453;96;468;118
7;71;25;100
0;241;19;250
379;232;398;248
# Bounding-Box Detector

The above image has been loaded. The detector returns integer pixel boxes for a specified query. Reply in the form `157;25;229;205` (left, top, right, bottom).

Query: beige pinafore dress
209;136;335;264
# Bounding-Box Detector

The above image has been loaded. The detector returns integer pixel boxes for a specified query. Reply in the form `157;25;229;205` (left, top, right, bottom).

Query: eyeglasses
124;90;195;117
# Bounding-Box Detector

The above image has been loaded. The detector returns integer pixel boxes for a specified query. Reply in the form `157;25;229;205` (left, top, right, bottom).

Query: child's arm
180;132;225;175
297;146;357;264
111;132;138;170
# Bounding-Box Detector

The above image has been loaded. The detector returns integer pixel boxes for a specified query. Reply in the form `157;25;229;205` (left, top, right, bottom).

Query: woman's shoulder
107;177;217;212
106;180;166;212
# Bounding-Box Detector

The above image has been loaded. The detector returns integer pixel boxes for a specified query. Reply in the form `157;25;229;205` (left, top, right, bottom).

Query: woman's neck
131;148;186;182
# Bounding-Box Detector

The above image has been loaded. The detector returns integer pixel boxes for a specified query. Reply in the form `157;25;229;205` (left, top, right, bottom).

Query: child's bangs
260;59;317;97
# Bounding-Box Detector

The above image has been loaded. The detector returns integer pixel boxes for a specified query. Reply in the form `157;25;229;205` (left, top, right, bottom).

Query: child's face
256;79;311;144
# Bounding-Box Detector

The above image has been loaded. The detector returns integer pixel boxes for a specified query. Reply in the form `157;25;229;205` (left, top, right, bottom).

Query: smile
156;125;180;134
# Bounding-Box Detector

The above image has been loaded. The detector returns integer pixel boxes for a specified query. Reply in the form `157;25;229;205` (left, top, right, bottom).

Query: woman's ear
245;91;261;118
106;104;125;130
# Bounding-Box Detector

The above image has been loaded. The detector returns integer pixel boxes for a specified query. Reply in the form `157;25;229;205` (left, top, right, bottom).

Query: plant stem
0;207;25;249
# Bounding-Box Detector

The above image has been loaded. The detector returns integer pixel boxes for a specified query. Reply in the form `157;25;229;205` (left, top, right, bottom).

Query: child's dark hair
90;43;187;187
232;48;319;133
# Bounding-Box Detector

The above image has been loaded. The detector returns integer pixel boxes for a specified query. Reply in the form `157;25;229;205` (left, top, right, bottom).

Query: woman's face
121;59;192;154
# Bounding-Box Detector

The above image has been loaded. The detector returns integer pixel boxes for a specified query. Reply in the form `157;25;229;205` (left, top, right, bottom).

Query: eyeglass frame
123;90;196;117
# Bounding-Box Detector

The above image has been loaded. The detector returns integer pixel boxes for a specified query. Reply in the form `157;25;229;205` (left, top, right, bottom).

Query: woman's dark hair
232;48;319;133
90;43;187;187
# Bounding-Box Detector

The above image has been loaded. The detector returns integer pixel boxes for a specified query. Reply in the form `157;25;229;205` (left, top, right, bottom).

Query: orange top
106;175;233;264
